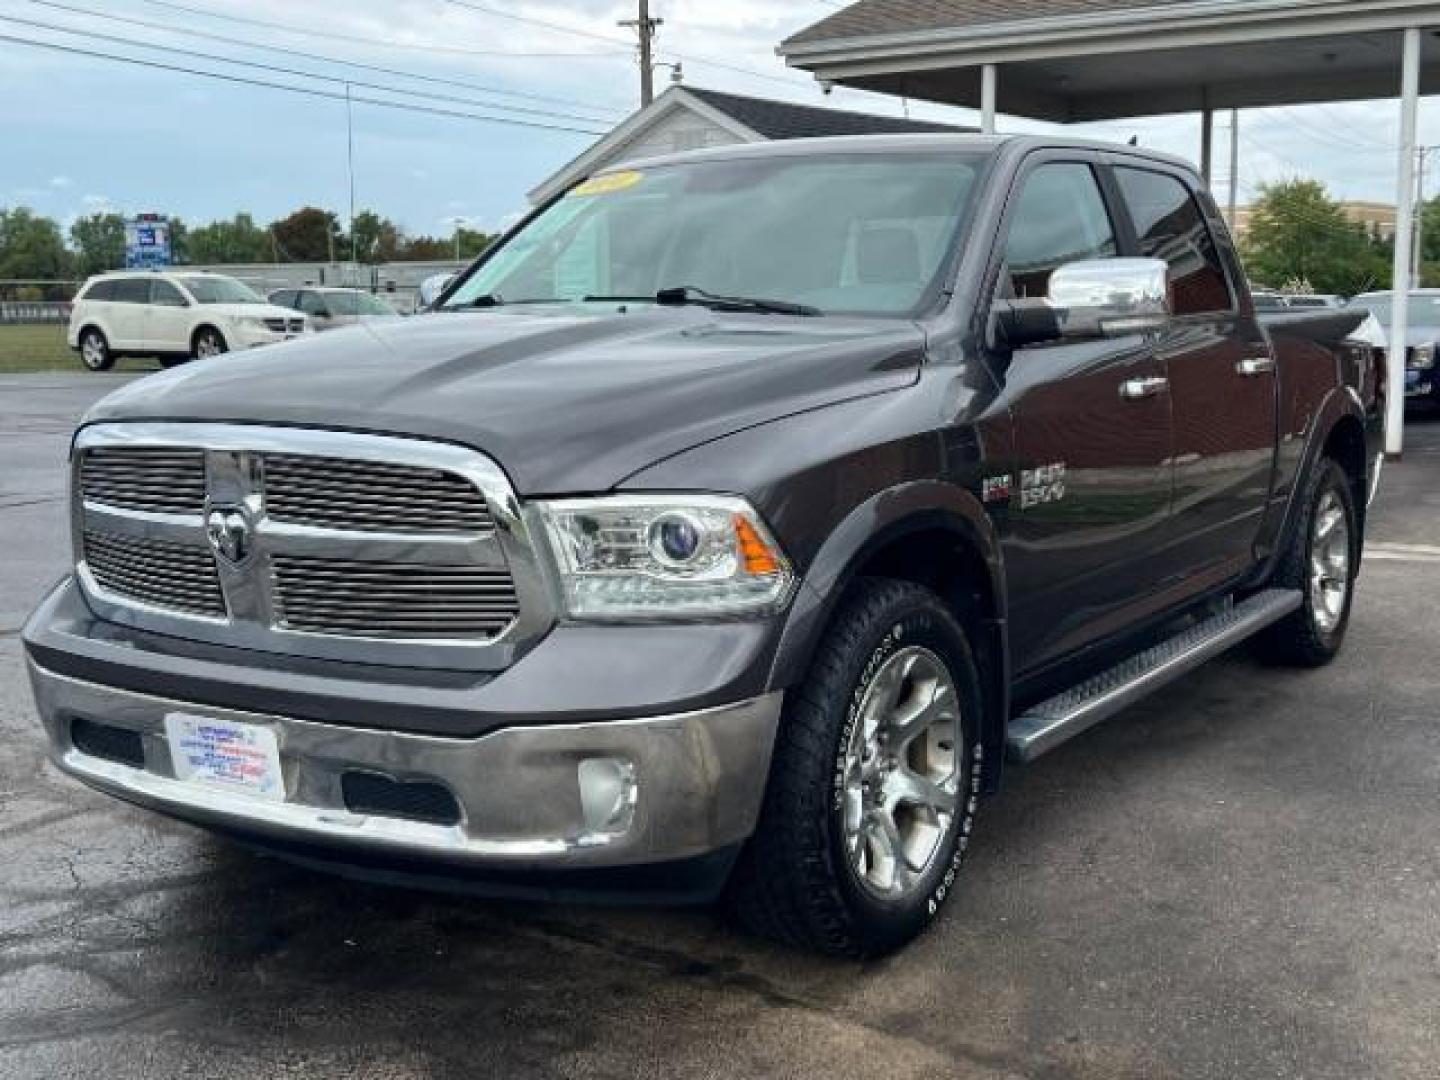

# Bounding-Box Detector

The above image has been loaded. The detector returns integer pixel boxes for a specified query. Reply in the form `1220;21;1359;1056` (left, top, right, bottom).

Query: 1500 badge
1019;462;1067;509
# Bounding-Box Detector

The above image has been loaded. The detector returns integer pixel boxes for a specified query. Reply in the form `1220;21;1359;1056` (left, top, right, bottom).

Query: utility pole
1227;108;1240;233
1413;146;1436;283
345;82;357;271
619;0;662;107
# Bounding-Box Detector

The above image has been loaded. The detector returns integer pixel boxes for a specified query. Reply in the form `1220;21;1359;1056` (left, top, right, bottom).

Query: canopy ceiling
780;1;1440;121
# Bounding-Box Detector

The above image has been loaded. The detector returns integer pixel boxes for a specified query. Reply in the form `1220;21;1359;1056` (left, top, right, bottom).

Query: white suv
68;272;310;372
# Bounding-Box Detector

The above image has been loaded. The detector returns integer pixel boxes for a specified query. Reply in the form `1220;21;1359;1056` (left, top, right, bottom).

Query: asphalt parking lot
2;372;1438;1079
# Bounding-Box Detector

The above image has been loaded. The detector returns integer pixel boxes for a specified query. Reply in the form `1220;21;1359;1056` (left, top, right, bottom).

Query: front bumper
27;658;782;880
229;323;309;350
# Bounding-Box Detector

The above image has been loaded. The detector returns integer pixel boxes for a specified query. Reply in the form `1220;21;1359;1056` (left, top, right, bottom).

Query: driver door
989;157;1176;675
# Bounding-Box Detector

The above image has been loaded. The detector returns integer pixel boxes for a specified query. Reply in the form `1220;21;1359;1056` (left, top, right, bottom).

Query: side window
149;280;186;307
84;280;115;302
297;291;328;316
111;279;150;304
1004;162;1116;299
1114;167;1232;316
270;290;297;309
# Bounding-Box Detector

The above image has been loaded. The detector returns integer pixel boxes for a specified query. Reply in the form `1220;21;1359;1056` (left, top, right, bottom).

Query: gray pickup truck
25;135;1382;956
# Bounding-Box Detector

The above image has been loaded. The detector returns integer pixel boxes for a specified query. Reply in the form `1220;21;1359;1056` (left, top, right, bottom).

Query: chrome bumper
28;659;782;870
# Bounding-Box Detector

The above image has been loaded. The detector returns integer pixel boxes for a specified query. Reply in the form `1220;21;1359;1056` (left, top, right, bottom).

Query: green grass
0;324;159;374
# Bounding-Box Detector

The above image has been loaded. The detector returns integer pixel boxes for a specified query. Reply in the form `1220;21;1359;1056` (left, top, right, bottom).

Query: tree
69;212;126;276
0;208;72;281
348;210;405;264
271;207;343;262
400;235;454;261
167;216;190;265
1241;180;1389;295
456;226;494;260
187;213;271;264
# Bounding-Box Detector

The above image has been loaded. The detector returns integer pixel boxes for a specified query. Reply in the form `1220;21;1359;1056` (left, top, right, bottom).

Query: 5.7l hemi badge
1019;462;1067;509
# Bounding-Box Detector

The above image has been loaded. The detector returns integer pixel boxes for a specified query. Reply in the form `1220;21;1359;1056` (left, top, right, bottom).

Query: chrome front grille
83;529;226;617
71;423;550;672
79;447;207;515
272;556;519;638
262;454;493;534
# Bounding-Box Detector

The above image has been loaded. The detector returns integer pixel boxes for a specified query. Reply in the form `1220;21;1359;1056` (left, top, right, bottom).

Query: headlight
534;495;794;620
236;316;270;330
1410;344;1435;370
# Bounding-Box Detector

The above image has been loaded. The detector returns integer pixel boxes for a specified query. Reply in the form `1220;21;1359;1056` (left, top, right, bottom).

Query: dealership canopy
781;0;1440;455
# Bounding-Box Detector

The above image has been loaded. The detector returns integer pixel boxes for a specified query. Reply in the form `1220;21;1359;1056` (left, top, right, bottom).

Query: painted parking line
1366;542;1440;557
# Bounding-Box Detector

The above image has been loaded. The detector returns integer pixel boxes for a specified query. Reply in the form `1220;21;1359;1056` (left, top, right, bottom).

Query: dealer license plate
164;712;285;801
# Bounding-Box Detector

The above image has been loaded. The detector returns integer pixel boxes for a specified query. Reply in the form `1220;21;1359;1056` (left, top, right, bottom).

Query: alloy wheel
840;645;962;899
1310;488;1351;635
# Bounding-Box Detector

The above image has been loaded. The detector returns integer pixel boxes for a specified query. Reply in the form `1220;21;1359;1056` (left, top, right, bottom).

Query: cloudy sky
1;0;1435;239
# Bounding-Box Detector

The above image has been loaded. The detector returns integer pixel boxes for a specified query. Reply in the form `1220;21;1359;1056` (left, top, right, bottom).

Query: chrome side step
1006;588;1303;763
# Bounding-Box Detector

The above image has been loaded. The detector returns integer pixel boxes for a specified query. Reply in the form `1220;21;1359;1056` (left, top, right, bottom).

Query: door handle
1236;355;1276;377
1119;376;1169;401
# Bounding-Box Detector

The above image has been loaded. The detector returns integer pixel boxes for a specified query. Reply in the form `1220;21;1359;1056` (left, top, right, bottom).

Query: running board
1006;589;1304;763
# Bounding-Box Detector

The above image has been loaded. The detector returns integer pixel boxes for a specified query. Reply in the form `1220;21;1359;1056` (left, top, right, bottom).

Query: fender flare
1257;384;1372;586
768;480;1011;790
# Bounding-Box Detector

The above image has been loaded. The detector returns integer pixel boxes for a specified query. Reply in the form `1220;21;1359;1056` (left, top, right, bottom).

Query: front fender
768;481;1011;790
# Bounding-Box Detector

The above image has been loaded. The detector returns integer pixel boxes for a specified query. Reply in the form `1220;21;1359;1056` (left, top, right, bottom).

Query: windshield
178;275;265;305
326;291;396;316
1349;294;1440;325
443;151;986;316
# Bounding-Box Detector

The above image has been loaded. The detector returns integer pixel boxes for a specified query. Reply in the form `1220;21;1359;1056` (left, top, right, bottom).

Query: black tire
729;578;984;957
1253;458;1358;667
159;355;189;369
192;327;228;361
78;328;114;372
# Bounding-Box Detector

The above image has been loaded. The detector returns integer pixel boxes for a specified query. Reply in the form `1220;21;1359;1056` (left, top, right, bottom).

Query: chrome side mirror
998;257;1170;347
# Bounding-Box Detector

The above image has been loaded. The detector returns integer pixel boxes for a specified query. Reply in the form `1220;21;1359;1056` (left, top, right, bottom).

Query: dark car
25;135;1382;957
1347;290;1440;404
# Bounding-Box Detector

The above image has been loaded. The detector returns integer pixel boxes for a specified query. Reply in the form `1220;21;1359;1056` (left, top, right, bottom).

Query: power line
438;0;817;90
132;0;626;61
0;31;610;134
5;13;618;127
24;0;627;120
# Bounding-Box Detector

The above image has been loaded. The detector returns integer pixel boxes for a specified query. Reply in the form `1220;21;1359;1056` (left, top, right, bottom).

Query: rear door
990;156;1176;674
1111;164;1277;592
107;278;150;349
145;278;191;353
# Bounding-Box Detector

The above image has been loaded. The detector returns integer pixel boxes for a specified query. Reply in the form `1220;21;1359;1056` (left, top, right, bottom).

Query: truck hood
84;305;925;493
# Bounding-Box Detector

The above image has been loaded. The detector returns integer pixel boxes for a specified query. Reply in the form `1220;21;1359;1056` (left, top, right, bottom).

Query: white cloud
50;175;73;189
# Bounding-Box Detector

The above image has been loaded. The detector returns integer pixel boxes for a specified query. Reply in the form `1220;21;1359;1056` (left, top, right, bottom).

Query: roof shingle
784;0;1200;48
684;86;972;138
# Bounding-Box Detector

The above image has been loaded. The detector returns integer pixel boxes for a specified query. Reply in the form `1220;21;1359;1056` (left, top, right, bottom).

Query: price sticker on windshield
573;171;644;197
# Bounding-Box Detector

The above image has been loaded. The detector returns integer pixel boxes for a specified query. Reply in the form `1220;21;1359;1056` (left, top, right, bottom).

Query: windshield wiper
655;285;821;317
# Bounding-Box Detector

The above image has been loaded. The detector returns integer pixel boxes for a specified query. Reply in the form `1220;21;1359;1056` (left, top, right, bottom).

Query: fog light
577;756;637;836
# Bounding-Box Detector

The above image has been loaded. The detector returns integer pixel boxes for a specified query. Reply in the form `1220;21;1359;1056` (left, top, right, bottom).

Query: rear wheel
729;578;983;957
192;328;227;360
79;328;113;372
1254;457;1357;666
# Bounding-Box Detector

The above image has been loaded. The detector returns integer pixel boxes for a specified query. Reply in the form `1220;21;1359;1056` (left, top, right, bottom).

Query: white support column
1389;27;1421;458
980;64;997;134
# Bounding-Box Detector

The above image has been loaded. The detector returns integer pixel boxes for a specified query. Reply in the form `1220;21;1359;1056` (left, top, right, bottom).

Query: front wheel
79;328;113;372
192;328;228;361
729;578;984;957
1254;458;1358;666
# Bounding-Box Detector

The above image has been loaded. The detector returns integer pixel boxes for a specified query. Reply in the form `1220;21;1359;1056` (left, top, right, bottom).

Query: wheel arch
191;323;227;351
770;482;1010;792
1261;387;1374;587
